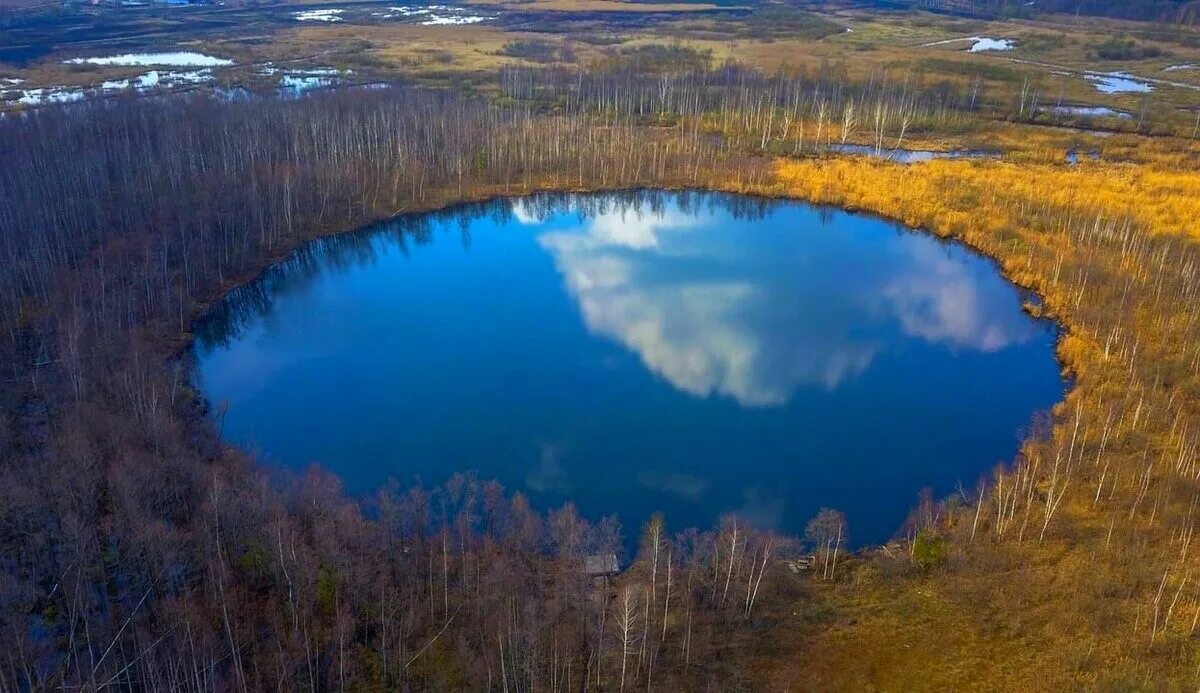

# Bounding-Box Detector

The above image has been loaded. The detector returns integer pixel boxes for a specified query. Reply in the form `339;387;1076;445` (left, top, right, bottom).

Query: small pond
827;144;999;164
1049;105;1132;120
1085;72;1153;94
194;191;1064;545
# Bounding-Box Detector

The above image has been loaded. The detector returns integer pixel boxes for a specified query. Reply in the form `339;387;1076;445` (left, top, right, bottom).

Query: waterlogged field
4;0;1198;137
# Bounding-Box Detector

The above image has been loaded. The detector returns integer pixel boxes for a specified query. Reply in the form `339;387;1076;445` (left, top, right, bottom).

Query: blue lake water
194;191;1064;545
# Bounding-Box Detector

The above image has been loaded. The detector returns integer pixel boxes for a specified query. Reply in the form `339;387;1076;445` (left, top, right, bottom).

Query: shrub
911;529;949;570
1094;38;1165;61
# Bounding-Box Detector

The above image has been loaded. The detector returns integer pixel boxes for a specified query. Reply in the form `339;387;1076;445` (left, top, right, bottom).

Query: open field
4;0;1197;136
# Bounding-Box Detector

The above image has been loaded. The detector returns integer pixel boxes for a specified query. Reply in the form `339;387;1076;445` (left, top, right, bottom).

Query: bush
1094;38;1165;61
498;40;560;63
911;529;949;570
609;43;713;73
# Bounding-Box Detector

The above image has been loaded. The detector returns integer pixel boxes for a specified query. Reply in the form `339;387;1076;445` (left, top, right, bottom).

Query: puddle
214;86;253;102
828;144;999;163
1085;72;1153;94
1066;149;1101;165
1048;105;1132;120
264;67;349;96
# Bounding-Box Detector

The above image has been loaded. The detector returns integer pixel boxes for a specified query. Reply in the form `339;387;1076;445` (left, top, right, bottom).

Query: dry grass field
4;0;1198;129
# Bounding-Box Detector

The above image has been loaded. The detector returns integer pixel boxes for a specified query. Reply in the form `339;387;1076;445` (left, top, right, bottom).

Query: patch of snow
257;63;343;77
64;52;234;67
969;38;1014;53
921;36;1015;53
16;87;86;105
420;14;486;24
293;67;341;76
377;5;427;15
293;8;343;21
106;69;214;91
279;75;334;96
373;5;492;24
9;68;218;106
1;77;24;85
163;69;212;86
1163;64;1195;72
1085;72;1152;94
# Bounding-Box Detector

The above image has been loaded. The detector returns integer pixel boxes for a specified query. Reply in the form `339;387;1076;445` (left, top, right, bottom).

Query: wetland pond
194;191;1064;545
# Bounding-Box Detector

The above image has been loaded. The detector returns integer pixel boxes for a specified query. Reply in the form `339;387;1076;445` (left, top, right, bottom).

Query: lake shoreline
177;163;1075;554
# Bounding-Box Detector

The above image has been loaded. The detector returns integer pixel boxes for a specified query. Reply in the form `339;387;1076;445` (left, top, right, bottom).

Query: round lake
194;191;1064;544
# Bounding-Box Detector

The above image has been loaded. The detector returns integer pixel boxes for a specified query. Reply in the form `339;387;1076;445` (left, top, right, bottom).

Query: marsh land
1;0;1199;689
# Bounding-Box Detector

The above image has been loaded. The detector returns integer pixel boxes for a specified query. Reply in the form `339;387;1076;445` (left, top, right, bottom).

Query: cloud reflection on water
192;191;1061;545
524;198;1037;407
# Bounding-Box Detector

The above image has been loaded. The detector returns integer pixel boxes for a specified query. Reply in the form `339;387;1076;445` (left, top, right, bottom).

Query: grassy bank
723;153;1200;688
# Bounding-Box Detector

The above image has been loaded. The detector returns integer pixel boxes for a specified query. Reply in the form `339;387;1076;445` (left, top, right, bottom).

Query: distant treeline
891;0;1200;23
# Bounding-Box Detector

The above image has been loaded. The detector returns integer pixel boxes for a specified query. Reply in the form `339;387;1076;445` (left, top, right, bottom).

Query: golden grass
287;24;539;72
742;146;1200;689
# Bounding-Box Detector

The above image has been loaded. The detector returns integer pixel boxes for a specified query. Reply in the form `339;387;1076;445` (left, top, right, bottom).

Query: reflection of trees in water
515;189;777;225
194;190;783;349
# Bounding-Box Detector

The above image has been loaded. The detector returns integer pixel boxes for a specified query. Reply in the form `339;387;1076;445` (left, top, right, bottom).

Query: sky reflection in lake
195;191;1063;545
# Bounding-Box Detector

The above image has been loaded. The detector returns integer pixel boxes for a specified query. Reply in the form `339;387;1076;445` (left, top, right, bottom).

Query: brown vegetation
2;60;1199;689
0;84;784;689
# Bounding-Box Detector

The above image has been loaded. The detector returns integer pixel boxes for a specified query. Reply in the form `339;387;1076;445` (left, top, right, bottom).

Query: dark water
194;191;1063;545
826;144;999;164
